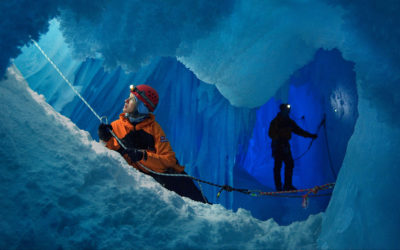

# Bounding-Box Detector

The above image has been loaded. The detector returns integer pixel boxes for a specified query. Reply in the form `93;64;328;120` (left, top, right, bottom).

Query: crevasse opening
232;48;358;224
14;21;358;225
2;0;399;248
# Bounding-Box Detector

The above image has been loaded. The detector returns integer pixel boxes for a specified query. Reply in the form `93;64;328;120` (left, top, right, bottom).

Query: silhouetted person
268;104;317;191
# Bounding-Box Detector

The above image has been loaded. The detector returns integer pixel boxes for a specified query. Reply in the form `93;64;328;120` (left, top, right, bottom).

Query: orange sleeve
105;120;122;151
105;137;121;151
138;122;178;173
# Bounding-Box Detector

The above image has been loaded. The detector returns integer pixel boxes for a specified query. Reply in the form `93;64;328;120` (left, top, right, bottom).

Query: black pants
148;171;210;204
272;141;294;190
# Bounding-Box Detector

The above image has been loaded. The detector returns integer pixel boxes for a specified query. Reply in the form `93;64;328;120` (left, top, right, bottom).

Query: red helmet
130;84;159;112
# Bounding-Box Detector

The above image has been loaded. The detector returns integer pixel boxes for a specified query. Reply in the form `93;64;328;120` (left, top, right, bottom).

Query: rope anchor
301;183;334;208
217;185;234;198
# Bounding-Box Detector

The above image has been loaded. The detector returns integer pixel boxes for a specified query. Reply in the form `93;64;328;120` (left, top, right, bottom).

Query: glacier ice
15;24;354;225
0;66;323;249
1;0;400;248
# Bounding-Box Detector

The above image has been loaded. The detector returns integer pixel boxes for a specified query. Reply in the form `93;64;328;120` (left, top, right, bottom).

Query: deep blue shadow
233;48;358;224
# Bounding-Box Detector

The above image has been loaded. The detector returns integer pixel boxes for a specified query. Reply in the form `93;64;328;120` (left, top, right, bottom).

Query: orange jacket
105;113;184;173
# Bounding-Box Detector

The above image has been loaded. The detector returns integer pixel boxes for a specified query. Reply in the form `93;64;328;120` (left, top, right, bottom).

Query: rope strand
293;115;326;161
31;39;103;122
32;39;131;150
323;118;337;179
32;39;335;207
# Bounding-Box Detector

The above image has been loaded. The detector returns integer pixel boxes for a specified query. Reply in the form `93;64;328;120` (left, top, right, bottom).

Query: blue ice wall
14;23;358;225
14;29;256;211
232;49;358;224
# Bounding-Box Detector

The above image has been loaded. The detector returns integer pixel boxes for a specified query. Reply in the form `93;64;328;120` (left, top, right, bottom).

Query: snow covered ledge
0;66;323;249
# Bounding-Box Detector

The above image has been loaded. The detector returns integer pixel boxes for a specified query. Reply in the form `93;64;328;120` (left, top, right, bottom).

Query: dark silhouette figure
268;104;317;191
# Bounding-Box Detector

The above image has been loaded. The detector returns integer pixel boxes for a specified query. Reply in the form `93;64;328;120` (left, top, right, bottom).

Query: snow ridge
0;66;322;249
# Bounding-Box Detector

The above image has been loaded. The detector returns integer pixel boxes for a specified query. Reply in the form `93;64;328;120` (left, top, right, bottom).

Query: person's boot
283;184;297;191
284;165;296;191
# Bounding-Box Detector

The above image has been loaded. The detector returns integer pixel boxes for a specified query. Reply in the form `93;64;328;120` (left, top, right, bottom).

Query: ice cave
1;1;399;249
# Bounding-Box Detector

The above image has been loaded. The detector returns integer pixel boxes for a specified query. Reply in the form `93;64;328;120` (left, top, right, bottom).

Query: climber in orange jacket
269;103;317;191
98;84;208;203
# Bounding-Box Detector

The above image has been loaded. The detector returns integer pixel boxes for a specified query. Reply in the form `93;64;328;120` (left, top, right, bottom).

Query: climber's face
123;93;137;114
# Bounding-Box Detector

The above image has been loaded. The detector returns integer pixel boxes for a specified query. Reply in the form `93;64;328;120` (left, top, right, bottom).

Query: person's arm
138;122;177;173
99;122;125;153
105;136;123;151
291;120;317;139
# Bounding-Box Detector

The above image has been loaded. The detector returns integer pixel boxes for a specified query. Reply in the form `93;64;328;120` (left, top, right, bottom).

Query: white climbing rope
31;39;128;148
31;39;103;122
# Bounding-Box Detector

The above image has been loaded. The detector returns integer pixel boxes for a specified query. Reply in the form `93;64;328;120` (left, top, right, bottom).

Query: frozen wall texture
16;24;358;225
2;0;400;249
15;24;257;215
0;0;59;77
233;48;358;224
0;66;323;249
319;102;400;249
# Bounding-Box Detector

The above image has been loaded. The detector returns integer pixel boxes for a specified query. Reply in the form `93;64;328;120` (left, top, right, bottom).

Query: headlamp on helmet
279;103;291;112
129;84;159;112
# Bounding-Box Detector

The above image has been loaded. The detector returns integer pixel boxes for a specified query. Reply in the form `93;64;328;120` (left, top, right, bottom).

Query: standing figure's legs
283;153;296;190
273;156;283;191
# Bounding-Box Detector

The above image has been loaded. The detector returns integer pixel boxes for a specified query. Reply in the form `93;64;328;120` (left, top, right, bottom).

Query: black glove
125;148;147;162
98;123;112;141
310;134;318;139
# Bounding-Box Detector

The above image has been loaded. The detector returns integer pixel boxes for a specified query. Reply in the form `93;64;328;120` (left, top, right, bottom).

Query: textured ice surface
2;0;400;248
0;66;322;249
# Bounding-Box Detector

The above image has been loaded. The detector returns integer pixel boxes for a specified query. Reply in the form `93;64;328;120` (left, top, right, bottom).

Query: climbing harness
31;39;335;208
